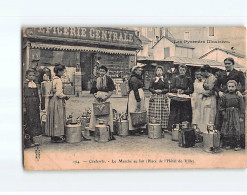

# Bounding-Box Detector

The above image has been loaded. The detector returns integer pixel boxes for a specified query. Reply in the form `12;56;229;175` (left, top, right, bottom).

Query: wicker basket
130;111;147;127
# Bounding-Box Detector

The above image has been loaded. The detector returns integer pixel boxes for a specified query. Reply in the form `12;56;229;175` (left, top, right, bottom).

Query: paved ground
25;93;245;155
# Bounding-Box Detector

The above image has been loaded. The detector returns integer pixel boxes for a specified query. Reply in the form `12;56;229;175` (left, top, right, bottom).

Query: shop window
164;47;170;59
184;32;190;41
209;27;214;36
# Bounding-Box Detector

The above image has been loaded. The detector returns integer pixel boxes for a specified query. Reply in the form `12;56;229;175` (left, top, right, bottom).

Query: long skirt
148;94;169;129
191;93;203;128
24;97;42;138
168;99;192;131
45;96;66;137
200;95;216;132
89;92;114;132
221;107;244;140
128;89;146;131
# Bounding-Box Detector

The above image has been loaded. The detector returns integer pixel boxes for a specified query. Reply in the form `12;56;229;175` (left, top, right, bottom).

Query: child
23;69;42;148
220;80;245;151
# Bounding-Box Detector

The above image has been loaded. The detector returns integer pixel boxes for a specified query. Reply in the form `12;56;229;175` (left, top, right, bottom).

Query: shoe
225;146;231;150
51;136;65;143
234;146;241;151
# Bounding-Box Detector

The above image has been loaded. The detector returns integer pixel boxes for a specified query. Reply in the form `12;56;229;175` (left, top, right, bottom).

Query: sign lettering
24;27;138;45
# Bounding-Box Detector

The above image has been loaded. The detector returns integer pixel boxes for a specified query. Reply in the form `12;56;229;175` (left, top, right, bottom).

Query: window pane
164;47;170;59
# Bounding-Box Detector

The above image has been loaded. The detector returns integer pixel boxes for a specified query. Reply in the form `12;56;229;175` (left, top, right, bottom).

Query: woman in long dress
191;70;204;129
128;65;146;135
45;64;70;143
200;65;217;132
148;65;170;130
89;65;116;138
168;64;194;131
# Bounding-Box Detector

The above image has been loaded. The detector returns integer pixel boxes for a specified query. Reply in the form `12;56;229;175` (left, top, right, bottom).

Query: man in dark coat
214;57;245;132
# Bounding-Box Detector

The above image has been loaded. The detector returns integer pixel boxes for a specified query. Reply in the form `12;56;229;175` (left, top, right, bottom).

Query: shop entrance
80;52;94;90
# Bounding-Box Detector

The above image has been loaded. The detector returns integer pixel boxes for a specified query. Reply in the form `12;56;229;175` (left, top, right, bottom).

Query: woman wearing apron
148;65;170;131
89;65;116;138
45;64;70;143
128;65;146;135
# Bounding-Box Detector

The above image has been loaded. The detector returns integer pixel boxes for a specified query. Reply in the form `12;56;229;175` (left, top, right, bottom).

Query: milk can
65;123;82;143
94;120;110;143
172;124;180;141
117;119;129;136
148;123;162;139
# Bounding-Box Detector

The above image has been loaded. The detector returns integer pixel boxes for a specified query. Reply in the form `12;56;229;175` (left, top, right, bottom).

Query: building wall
153;38;193;60
153;38;175;60
201;50;246;66
163;27;246;59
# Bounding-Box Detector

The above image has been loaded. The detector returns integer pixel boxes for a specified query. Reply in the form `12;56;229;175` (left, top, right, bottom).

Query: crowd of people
23;57;246;151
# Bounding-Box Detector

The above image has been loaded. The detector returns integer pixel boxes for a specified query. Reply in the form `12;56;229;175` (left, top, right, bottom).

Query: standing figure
128;65;146;135
191;70;204;129
45;64;70;143
200;65;217;132
23;69;42;147
89;65;116;138
148;66;170;130
219;80;245;151
168;64;194;131
214;57;245;130
41;67;52;111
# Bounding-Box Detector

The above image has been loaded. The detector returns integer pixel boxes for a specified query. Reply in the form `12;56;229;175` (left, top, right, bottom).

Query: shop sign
23;27;141;46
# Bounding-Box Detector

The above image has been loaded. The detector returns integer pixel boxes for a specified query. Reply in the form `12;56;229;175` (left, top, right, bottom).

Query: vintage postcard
22;26;247;170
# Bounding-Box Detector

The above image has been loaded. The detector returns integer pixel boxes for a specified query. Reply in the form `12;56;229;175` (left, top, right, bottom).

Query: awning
31;42;137;56
164;56;245;70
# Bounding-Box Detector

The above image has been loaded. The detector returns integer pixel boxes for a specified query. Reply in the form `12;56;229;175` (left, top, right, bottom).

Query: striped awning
31;42;137;55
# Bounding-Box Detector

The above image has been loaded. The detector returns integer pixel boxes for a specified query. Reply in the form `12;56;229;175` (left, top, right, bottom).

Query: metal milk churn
94;119;110;143
192;124;203;143
117;118;129;136
203;122;221;153
172;124;180;141
65;123;82;143
148;117;162;139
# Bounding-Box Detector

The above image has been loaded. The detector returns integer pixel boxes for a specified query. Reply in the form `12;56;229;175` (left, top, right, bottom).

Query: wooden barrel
117;120;129;136
148;124;162;139
65;123;82;143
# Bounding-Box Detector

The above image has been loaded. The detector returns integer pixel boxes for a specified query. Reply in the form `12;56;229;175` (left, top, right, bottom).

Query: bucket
130;111;147;127
65;123;82;143
148;124;162;139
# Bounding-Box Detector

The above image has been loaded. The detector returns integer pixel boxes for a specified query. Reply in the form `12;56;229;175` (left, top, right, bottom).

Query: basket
130;111;147;127
93;102;110;116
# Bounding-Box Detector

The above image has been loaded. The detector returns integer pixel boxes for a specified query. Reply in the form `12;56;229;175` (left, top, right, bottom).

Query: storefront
22;27;142;93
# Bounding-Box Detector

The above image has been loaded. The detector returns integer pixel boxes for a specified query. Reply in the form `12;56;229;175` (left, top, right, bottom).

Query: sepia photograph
22;26;247;170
